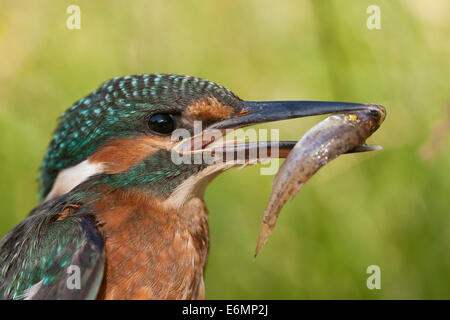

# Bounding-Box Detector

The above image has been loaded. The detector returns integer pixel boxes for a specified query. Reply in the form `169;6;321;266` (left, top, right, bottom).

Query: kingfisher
0;74;374;300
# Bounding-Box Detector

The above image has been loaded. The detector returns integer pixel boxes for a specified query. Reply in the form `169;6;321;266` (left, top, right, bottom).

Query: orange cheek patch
185;97;234;121
89;136;172;174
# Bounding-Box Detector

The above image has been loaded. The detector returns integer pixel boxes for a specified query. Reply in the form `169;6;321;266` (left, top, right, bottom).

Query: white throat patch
45;160;105;201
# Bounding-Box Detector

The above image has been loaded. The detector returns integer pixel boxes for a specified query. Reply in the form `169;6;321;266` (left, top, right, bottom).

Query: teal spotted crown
39;74;242;199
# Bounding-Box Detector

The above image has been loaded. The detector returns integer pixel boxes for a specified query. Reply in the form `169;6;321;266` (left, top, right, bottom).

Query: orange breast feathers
95;189;209;300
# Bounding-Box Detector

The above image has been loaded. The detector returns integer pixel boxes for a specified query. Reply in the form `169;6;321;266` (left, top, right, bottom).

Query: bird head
40;74;372;207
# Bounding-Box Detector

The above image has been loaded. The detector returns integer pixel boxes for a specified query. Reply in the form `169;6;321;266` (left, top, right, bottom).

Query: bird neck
89;185;209;299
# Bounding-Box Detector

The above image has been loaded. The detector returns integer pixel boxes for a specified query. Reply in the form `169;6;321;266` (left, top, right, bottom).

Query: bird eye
148;113;177;135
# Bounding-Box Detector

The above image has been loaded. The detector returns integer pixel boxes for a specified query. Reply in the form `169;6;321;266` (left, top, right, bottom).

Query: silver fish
255;104;386;256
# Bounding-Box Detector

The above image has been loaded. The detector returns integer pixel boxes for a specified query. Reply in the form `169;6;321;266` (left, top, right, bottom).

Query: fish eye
368;108;381;119
148;113;177;135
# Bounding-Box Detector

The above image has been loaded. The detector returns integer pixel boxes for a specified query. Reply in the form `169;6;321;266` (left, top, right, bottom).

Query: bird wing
0;198;105;300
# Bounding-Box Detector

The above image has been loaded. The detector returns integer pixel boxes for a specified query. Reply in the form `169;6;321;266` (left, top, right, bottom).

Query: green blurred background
0;0;449;299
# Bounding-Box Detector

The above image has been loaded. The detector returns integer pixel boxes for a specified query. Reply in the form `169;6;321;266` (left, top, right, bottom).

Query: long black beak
209;100;375;129
198;100;381;159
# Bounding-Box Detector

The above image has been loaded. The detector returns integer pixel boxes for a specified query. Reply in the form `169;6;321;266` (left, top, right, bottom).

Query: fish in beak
197;101;383;161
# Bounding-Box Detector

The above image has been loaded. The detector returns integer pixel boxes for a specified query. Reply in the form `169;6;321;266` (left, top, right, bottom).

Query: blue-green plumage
0;194;104;300
39;74;241;199
94;150;207;197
